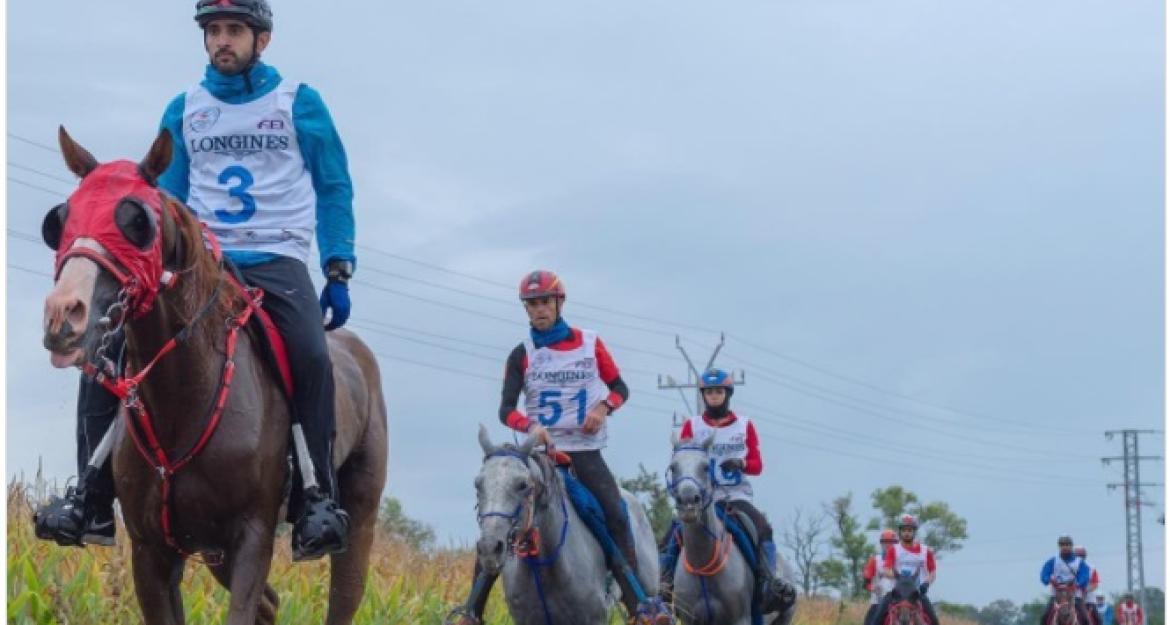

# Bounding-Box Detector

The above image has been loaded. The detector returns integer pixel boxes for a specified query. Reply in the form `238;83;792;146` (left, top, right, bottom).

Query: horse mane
161;193;237;333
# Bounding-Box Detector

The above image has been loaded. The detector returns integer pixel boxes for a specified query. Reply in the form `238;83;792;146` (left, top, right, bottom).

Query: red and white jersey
1118;602;1143;625
883;542;936;586
863;554;894;604
522;329;611;451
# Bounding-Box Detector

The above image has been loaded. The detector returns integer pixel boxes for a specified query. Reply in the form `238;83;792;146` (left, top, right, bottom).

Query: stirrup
33;487;89;547
292;490;350;561
443;606;482;625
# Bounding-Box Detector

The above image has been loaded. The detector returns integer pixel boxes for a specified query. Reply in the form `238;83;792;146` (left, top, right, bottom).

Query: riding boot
755;539;796;613
445;562;498;625
291;421;350;561
34;376;119;547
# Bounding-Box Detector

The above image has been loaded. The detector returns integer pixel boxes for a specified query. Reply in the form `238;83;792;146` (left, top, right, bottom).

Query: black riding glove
719;458;745;473
919;582;929;596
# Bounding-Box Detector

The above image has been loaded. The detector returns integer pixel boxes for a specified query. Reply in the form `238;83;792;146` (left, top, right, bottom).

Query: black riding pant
719;499;774;544
568;449;643;613
74;256;339;499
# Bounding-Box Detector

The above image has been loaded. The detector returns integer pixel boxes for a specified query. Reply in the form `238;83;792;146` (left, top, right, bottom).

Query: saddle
222;262;294;397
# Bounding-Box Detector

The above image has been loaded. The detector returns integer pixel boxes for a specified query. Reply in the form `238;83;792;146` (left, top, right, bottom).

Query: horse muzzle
477;535;508;573
42;324;85;369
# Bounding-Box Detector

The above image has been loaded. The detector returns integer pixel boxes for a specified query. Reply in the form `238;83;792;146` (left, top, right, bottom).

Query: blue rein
479;448;570;625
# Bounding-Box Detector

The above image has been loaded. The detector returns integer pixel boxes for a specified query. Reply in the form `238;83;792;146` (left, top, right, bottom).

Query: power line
7;162;75;185
722;350;1079;437
4;148;1108;441
8;133;60;153
8;176;69;198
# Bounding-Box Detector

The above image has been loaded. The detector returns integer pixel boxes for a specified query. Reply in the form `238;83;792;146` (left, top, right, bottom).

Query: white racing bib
522;330;611;451
183;79;316;265
686;415;754;502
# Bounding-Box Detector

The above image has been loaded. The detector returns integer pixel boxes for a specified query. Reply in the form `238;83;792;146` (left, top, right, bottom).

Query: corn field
7;479;973;625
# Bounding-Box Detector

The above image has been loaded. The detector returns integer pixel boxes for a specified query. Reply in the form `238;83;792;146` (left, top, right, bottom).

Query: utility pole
657;333;744;417
1102;429;1162;616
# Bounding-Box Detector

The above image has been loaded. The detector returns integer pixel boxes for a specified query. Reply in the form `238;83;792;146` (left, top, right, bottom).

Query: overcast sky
6;0;1164;606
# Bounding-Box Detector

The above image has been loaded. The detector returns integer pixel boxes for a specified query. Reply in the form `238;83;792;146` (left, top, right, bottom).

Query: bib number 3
214;165;257;224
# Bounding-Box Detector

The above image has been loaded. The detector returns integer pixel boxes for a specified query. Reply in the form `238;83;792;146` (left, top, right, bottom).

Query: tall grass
8;480;978;625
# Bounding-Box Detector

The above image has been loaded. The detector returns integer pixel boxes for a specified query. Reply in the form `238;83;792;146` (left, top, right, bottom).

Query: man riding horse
872;515;940;625
447;270;671;624
658;367;797;615
35;0;354;561
1039;536;1092;625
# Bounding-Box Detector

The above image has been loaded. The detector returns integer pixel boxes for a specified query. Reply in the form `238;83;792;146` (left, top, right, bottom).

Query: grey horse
665;434;796;625
474;425;662;625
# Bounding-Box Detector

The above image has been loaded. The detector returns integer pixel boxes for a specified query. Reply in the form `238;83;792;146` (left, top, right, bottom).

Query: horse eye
115;199;156;250
41;203;67;251
516;481;529;492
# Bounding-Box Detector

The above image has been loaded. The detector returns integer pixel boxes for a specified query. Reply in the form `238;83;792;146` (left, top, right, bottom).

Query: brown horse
39;127;388;625
886;572;927;625
1046;584;1081;625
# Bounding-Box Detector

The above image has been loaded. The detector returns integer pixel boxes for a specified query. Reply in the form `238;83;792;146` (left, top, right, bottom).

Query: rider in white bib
864;529;898;625
873;514;939;625
658;368;796;614
1040;535;1092;625
447;270;671;625
1075;546;1101;625
34;0;355;561
1117;594;1143;625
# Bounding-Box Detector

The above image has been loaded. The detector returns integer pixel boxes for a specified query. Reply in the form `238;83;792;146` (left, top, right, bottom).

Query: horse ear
139;130;173;186
670;430;680;449
58;126;98;179
701;433;716;451
478;424;496;456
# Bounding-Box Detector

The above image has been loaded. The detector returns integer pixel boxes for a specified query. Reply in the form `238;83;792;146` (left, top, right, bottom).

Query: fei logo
189;107;221;133
257;119;285;130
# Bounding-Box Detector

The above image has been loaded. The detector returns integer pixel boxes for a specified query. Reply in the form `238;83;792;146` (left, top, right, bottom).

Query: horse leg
130;544;187;625
325;457;383;625
205;562;280;625
222;523;277;625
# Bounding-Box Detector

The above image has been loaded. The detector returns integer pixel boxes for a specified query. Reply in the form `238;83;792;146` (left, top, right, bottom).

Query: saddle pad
715;505;759;570
559;466;630;561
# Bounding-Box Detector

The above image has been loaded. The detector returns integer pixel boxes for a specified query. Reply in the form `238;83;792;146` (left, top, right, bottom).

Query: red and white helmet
897;514;919;530
519;270;566;301
880;529;897;543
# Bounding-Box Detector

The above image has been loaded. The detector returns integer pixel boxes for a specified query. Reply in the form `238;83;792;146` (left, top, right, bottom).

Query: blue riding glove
320;260;353;331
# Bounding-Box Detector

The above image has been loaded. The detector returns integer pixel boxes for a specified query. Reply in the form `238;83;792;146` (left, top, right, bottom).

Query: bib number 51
537;389;587;426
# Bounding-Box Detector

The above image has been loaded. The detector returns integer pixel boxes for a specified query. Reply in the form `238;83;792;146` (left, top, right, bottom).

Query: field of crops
7;481;974;625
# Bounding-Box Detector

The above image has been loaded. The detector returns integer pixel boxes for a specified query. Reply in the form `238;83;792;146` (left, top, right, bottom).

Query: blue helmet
699;368;734;391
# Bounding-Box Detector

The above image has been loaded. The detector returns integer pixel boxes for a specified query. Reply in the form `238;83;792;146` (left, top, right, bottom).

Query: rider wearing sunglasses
658;368;796;615
447;270;671;625
34;0;356;562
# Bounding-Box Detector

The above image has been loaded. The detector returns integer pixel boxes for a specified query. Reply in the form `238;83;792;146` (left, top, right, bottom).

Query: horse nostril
493;540;504;555
65;300;88;332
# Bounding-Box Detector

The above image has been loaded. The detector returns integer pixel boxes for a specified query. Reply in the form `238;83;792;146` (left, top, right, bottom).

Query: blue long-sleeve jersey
156;61;356;274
